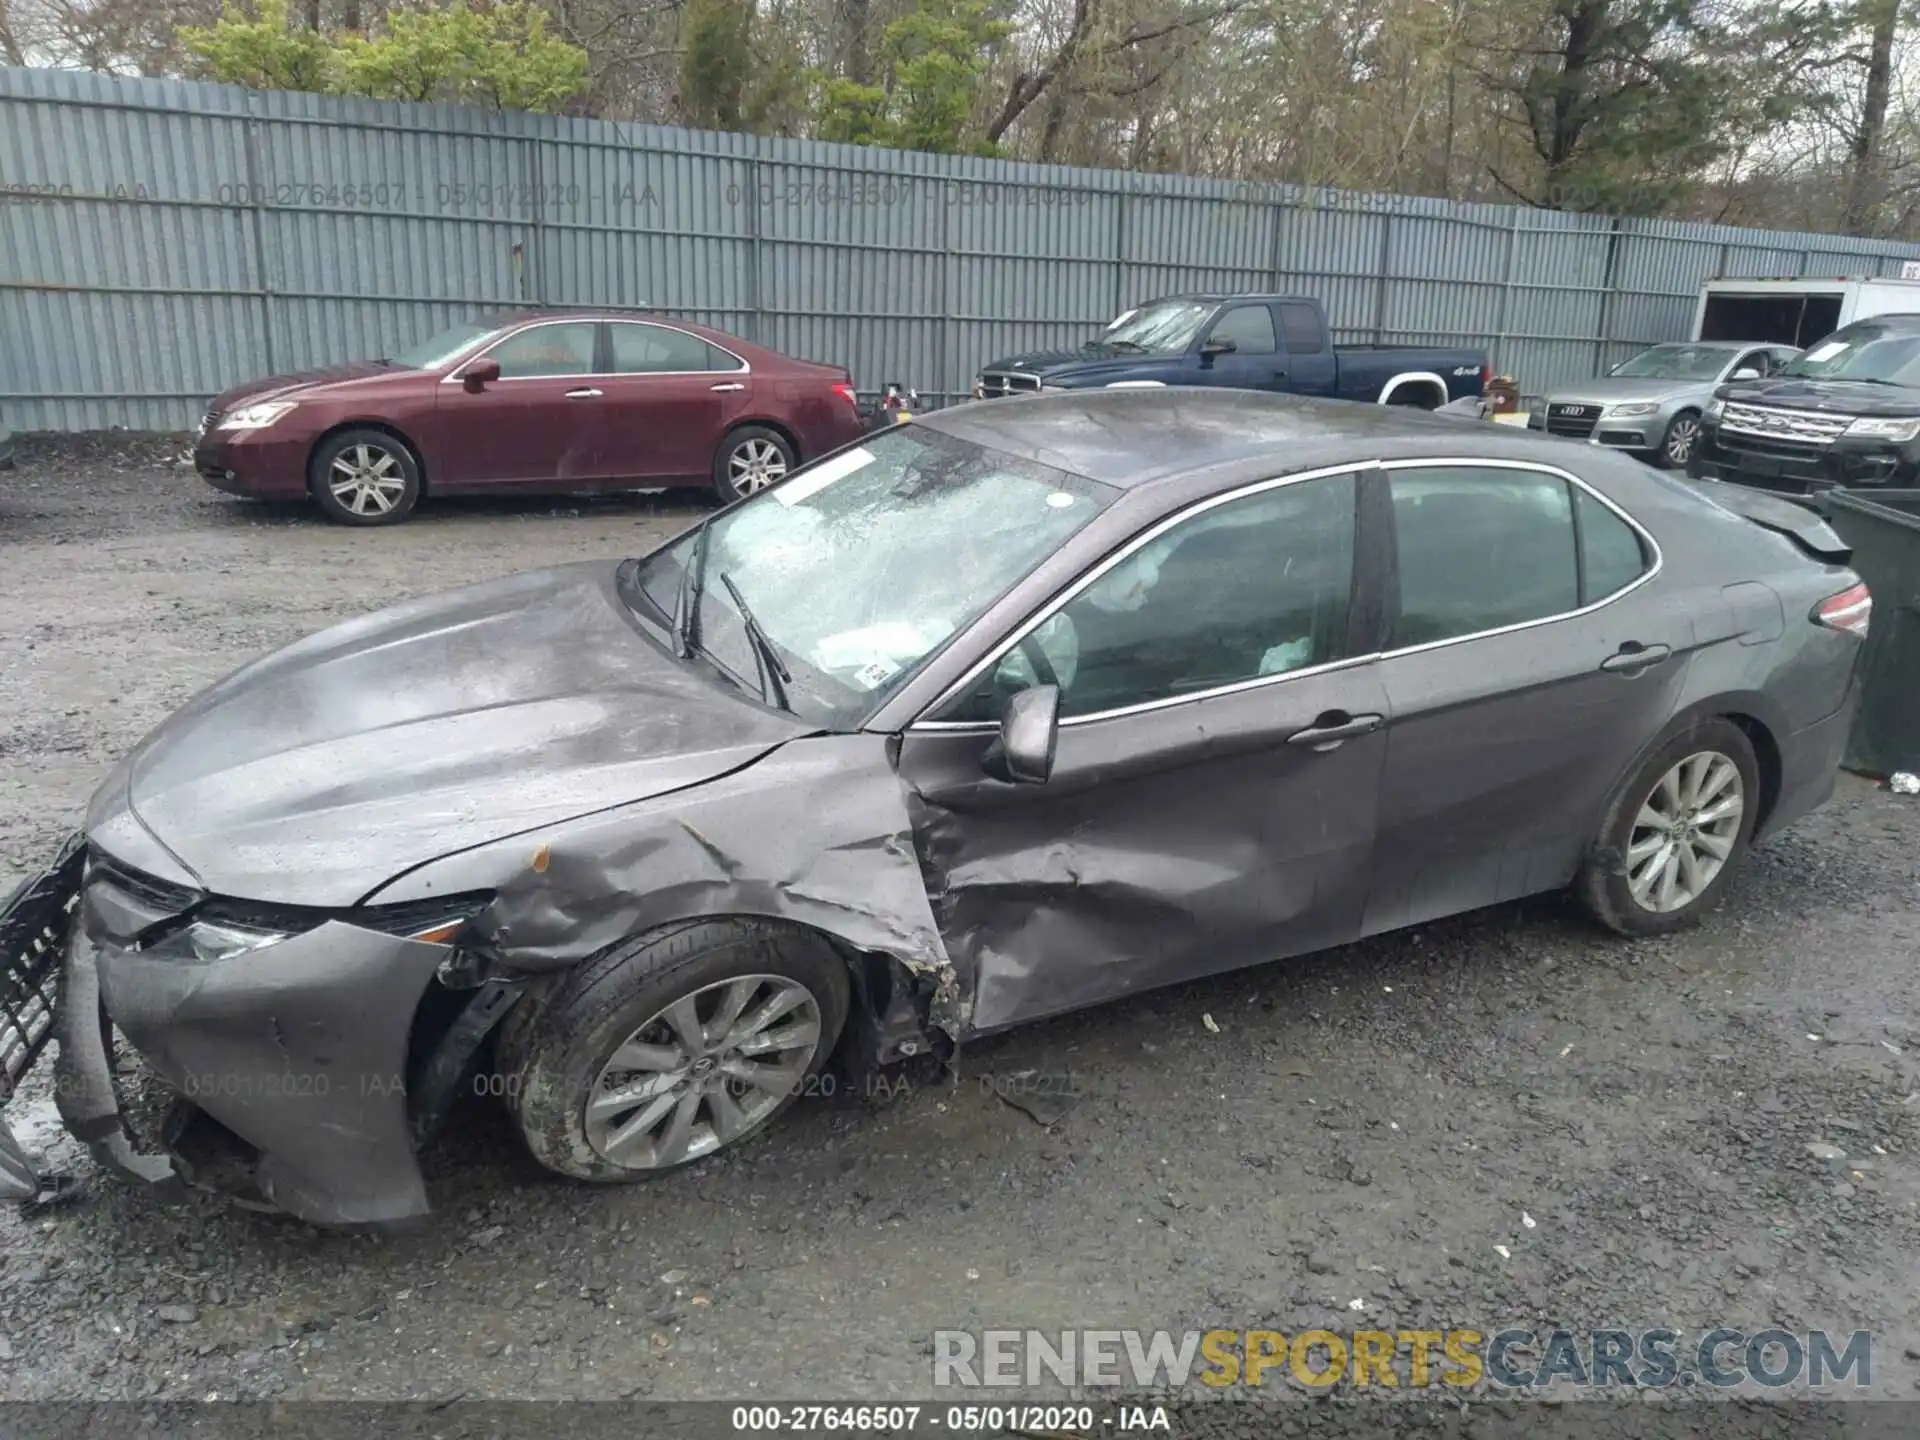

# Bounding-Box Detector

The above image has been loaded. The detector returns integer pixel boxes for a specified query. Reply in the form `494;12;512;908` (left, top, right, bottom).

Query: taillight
831;381;859;411
1814;582;1872;637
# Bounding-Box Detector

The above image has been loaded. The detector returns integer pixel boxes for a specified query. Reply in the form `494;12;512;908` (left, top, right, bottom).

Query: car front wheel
497;918;849;1182
1577;718;1760;936
1658;410;1701;469
309;428;422;525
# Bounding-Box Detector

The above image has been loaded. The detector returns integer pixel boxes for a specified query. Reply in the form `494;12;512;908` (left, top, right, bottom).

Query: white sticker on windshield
1803;340;1849;363
853;660;895;691
1046;491;1077;509
774;446;875;507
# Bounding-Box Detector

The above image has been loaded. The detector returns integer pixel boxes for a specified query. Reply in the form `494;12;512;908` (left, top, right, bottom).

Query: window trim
1375;456;1661;661
909;455;1662;733
911;461;1370;732
604;318;751;377
1200;301;1279;357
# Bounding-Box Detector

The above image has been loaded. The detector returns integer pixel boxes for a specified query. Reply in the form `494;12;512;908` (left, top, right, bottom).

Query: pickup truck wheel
1658;411;1701;469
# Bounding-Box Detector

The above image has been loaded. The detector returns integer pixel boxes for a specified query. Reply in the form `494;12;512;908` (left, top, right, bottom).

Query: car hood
1546;376;1709;406
1714;376;1920;418
980;346;1172;382
207;361;405;415
86;562;812;907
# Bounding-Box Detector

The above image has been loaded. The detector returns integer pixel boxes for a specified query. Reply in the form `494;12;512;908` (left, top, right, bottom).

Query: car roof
915;388;1577;490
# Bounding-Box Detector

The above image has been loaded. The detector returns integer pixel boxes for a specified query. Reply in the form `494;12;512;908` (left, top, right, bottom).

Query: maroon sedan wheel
308;428;423;526
713;426;796;503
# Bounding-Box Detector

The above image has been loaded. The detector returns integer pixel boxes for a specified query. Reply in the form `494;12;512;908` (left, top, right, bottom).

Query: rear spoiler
1685;479;1853;563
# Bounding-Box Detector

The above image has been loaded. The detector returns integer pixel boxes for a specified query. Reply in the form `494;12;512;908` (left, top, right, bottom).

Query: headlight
1845;416;1920;442
1704;398;1724;422
138;892;493;963
217;401;298;431
1605;402;1659;418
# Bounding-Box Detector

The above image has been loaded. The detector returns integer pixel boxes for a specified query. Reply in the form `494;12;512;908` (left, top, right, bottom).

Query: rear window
1575;488;1650;602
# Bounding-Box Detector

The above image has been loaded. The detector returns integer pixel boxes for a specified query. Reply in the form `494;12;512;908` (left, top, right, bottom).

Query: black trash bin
1820;489;1920;777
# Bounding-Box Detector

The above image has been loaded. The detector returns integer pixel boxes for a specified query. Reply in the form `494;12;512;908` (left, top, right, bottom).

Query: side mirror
981;684;1059;785
1200;338;1237;363
462;357;501;390
1731;367;1760;381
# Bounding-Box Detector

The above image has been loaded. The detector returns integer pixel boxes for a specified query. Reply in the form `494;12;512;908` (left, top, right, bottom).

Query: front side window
1781;321;1920;385
487;322;598;378
610;323;731;374
626;428;1117;728
1389;467;1579;648
1209;305;1277;356
940;472;1357;722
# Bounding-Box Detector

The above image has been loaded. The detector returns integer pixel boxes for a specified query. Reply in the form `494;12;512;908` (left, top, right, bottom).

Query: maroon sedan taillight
831;381;859;412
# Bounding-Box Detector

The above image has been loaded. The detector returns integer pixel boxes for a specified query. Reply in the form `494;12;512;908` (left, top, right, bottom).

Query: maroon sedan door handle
1286;711;1384;750
1600;642;1671;676
564;387;603;399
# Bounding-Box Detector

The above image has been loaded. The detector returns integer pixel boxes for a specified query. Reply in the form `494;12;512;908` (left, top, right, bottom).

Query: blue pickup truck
973;294;1488;409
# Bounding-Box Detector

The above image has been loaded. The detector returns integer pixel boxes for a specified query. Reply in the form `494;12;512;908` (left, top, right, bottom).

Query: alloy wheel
584;974;824;1169
1626;750;1744;913
728;438;789;494
328;443;408;516
1664;416;1700;466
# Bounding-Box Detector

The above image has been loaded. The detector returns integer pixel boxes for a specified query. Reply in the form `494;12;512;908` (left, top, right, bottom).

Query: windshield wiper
673;519;715;659
717;571;791;711
1106;338;1149;353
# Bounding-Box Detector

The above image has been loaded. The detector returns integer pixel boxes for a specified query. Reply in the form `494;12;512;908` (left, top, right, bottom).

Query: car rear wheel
1658;410;1701;469
497;918;849;1182
713;426;795;503
1577;718;1759;936
309;428;421;525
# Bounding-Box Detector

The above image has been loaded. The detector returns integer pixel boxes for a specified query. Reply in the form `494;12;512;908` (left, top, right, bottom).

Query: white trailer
1692;272;1920;349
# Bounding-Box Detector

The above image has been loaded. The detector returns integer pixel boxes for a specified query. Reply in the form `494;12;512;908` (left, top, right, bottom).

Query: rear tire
712;425;795;503
1577;718;1760;936
308;428;422;525
499;918;849;1183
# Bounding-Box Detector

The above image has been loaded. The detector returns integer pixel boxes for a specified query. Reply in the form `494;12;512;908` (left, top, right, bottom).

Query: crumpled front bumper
2;832;511;1226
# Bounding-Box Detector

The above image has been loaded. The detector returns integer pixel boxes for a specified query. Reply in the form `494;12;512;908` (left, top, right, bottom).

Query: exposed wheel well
309;421;428;492
1725;711;1783;834
724;418;802;463
1381;378;1446;409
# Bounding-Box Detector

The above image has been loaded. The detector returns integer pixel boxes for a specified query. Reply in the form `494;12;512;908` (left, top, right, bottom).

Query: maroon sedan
192;311;868;524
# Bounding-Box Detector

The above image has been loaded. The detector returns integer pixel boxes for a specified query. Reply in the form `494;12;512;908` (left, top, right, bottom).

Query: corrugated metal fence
6;65;1920;432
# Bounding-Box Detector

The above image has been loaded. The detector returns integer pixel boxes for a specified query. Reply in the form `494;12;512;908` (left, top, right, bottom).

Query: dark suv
1689;313;1920;494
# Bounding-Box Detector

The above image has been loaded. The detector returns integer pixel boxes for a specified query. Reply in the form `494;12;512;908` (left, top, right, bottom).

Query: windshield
1781;323;1920;385
1610;344;1739;381
387;320;502;369
1099;300;1214;354
629;427;1117;727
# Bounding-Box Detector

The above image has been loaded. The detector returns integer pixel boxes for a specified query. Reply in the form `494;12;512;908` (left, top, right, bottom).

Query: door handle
565;388;603;398
710;382;745;392
1600;642;1671;675
1286;712;1383;750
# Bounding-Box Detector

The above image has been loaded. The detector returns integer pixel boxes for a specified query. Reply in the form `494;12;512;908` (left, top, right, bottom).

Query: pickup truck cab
973;294;1488;409
1689;312;1920;494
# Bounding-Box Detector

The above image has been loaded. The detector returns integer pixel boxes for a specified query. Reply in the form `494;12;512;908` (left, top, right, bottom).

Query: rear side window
610;323;726;374
1575;487;1649;602
1279;303;1324;353
1388;467;1578;647
1209;305;1277;356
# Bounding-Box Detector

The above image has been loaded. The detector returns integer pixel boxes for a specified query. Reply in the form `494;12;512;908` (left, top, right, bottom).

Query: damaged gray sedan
0;390;1873;1225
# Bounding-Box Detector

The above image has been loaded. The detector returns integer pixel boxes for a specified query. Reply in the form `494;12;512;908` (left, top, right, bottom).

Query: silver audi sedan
1532;342;1802;468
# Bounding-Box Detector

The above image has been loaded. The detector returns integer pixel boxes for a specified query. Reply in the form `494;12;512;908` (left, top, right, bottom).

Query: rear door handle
565;387;603;398
1286;712;1383;750
1600;642;1671;675
710;382;745;392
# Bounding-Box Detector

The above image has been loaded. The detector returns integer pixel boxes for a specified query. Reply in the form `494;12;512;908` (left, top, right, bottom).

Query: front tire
1577;718;1759;936
1657;410;1701;469
499;918;849;1182
713;425;795;503
309;428;421;525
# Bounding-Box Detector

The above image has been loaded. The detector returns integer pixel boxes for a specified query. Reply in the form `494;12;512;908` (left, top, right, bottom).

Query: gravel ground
2;435;1919;1409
